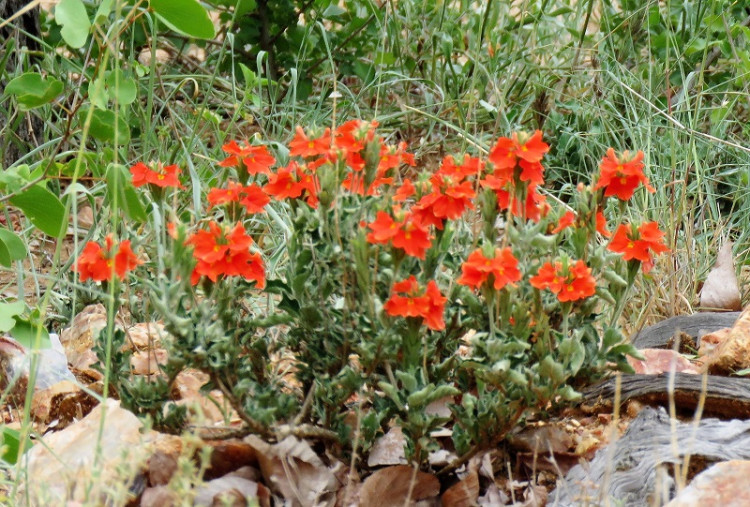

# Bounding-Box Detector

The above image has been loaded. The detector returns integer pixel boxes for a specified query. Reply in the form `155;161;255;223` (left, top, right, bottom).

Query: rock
21;399;152;503
141;486;178;507
205;439;258;479
700;307;750;374
147;435;183;486
31;380;98;427
666;460;750;507
0;334;76;403
627;348;701;375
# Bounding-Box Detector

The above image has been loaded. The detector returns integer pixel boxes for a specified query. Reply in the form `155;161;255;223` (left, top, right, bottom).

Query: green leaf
0;165;32;193
322;4;346;18
4;73;64;110
151;0;216;39
0;302;25;332
9;185;66;238
106;69;137;105
0;229;27;267
80;108;131;144
105;164;147;223
94;0;114;24
0;427;32;464
10;317;51;349
55;0;91;48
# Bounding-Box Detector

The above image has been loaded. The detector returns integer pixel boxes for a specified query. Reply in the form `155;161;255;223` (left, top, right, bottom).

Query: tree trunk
1;0;42;168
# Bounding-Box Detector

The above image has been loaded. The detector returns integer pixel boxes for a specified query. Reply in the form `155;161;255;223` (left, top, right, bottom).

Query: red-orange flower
530;259;596;302
608;221;669;273
74;235;141;282
219;141;276;175
457;247;521;290
436;154;484;181
208;182;270;214
187;222;265;287
365;212;432;259
289;126;332;158
488;131;549;170
594;149;654;200
551;211;576;234
392;217;432;259
263;163;305;200
424;174;476;220
130;162;183;188
383;276;446;331
596;210;611;238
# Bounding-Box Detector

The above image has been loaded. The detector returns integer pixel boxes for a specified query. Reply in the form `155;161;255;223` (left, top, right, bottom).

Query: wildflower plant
78;123;667;470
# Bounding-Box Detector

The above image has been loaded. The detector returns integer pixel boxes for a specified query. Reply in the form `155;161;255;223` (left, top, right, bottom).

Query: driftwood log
553;313;750;505
551;406;750;506
584;312;750;418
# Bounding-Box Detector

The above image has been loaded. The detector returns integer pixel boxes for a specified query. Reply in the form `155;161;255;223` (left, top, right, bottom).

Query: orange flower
551;211;576;234
263;163;305;200
365;212;432;259
457;247;521;290
187;222;265;287
394;179;416;202
594;149;654;200
530;259;596;302
608;221;669;273
392;217;432;259
289;126;332;158
208;182;270;214
74;235;141;282
219;141;276;175
436;154;484;181
335;119;377;153
130;162;183;189
366;211;401;244
488;131;549;170
425;174;476;220
378;142;415;172
383;276;446;331
596;210;611;238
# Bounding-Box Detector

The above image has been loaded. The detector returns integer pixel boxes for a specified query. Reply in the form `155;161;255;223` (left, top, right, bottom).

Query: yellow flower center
158;174;165;180
308;141;315;149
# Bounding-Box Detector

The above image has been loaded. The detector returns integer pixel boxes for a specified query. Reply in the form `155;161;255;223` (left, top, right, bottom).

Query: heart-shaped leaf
9;185;67;238
4;73;64;110
55;0;91;48
150;0;215;39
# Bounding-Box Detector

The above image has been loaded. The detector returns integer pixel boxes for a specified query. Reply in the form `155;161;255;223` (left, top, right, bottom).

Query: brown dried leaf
700;241;742;311
367;426;407;467
441;469;479;507
359;465;440;507
245;435;339;507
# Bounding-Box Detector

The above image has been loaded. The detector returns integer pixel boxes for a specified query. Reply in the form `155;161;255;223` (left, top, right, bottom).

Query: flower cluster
186;222;265;287
130;162;183;189
383;276;446;331
74;235;141;282
608;221;669;273
530;259;597;302
457;247;521;290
